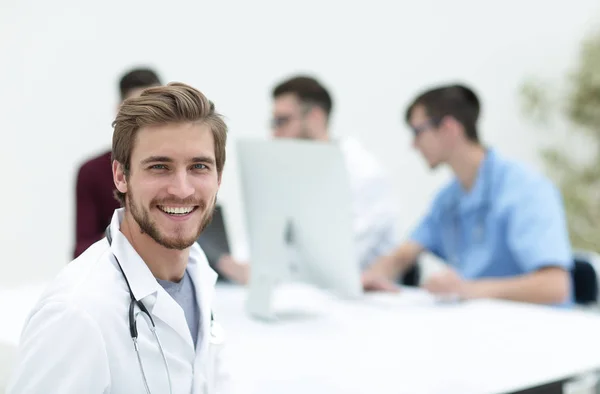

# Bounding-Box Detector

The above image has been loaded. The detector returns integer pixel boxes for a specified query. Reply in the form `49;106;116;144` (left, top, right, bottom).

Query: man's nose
167;170;194;199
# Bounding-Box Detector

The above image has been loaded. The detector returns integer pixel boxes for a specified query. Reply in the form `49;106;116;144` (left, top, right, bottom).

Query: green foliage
519;29;600;252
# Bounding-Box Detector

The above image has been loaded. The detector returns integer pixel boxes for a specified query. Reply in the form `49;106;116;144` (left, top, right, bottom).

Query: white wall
0;0;598;287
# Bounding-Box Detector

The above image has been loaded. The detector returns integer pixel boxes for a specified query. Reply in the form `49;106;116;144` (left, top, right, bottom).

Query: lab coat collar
107;208;218;352
187;246;219;388
150;243;217;352
108;208;159;302
187;245;218;350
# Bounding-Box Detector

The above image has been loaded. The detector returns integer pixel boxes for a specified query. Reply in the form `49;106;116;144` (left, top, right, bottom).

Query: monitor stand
245;270;280;321
245;220;307;321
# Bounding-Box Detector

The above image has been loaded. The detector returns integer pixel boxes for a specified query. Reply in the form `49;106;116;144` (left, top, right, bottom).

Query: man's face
409;105;448;169
114;122;220;250
271;93;312;139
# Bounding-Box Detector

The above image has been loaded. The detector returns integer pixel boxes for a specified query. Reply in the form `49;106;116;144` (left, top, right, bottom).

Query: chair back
572;251;600;305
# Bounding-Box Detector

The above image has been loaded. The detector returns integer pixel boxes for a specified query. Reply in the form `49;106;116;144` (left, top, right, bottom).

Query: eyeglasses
271;115;294;129
410;117;441;137
271;105;313;130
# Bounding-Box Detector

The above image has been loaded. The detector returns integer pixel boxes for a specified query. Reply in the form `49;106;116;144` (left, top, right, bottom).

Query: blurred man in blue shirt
362;83;573;305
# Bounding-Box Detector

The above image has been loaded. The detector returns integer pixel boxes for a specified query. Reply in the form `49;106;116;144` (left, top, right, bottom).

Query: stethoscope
445;155;493;268
105;226;217;394
106;226;173;394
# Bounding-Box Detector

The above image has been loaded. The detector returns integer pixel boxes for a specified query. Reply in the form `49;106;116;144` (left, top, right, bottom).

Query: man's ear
112;160;128;194
307;107;328;137
441;116;463;139
307;106;324;124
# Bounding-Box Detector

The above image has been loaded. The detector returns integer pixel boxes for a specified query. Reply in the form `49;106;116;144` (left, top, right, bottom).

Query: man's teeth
160;206;194;215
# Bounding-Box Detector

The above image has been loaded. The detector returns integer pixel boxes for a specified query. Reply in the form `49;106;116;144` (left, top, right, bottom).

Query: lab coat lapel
108;208;195;351
187;245;218;365
151;287;195;350
150;244;217;358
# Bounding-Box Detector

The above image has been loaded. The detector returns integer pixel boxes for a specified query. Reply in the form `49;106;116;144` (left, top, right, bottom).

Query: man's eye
193;164;207;170
151;164;167;170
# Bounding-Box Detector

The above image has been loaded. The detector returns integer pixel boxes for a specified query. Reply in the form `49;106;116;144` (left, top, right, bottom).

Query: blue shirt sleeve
507;178;573;272
409;198;446;260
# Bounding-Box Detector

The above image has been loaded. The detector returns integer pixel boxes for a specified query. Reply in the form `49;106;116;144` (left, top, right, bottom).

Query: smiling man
8;83;232;394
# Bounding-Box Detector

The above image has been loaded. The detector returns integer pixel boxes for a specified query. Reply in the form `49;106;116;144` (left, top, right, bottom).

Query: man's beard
127;190;216;250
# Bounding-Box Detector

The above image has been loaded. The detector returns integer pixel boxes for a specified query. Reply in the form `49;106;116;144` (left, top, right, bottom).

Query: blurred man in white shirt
217;75;401;283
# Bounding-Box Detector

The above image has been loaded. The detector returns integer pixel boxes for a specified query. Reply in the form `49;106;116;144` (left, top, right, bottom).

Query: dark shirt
74;150;120;258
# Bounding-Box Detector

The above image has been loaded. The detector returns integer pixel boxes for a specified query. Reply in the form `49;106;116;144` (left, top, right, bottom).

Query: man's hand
423;266;571;304
216;254;250;285
361;270;401;292
422;267;466;297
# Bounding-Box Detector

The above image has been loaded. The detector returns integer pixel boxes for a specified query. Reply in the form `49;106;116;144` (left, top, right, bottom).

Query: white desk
213;283;600;394
2;282;600;394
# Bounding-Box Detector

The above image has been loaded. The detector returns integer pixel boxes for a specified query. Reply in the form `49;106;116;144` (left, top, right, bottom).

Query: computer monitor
236;138;363;320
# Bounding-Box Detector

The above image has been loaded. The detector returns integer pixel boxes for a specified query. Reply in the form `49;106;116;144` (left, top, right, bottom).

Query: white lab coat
7;209;232;394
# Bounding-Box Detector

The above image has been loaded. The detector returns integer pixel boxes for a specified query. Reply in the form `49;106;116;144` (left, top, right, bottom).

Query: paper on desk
361;287;438;309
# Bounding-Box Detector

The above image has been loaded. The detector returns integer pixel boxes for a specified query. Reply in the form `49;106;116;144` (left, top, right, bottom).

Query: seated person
73;68;162;258
216;75;403;284
362;83;573;305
